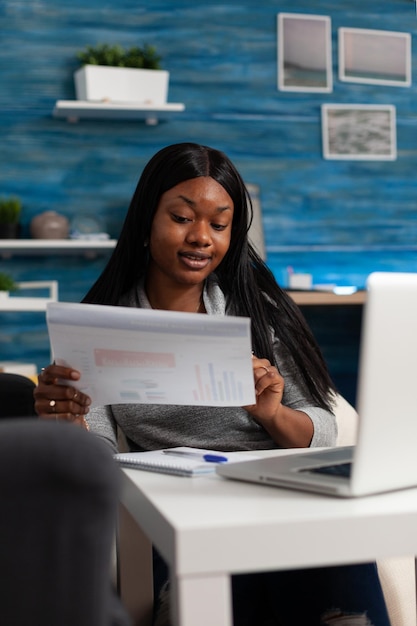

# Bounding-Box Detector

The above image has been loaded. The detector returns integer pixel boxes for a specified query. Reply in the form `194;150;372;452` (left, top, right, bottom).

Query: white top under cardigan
86;275;337;453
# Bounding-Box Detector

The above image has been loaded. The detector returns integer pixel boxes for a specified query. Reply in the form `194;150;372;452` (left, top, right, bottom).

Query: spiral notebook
115;446;255;477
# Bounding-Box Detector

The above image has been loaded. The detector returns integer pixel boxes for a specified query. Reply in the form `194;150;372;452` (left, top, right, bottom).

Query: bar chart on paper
193;363;245;404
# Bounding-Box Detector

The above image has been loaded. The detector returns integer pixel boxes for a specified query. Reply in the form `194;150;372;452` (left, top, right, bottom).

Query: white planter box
74;65;169;105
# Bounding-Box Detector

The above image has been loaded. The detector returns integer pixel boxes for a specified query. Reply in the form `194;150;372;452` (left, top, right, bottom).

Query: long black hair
83;143;336;410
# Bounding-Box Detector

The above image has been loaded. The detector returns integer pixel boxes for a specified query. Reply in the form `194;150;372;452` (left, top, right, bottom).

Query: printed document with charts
46;302;255;408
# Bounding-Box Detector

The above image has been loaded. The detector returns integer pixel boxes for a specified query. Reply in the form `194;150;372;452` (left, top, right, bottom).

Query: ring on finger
49;399;56;413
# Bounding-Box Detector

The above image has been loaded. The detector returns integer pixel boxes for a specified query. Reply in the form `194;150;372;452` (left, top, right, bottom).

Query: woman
35;143;390;626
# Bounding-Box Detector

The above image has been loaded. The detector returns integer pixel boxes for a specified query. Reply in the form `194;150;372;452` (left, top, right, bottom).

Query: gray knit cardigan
86;276;337;453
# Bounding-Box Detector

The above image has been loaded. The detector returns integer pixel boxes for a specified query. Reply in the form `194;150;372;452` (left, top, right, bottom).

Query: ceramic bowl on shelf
30;211;69;239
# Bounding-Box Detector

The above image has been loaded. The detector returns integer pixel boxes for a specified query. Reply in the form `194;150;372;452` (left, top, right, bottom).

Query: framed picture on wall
277;13;332;92
322;104;397;161
338;28;411;87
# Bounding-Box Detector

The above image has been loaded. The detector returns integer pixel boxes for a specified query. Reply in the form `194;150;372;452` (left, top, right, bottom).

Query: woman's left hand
243;354;314;448
243;355;284;426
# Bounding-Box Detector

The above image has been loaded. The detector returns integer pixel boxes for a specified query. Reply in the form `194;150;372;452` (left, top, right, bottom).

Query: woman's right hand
34;364;91;429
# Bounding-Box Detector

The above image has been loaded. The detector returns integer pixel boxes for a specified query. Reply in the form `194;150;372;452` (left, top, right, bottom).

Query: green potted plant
0;196;22;239
0;271;18;297
74;43;169;105
76;43;162;69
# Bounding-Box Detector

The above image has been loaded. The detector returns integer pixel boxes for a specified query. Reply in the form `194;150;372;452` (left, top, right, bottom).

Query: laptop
217;272;417;497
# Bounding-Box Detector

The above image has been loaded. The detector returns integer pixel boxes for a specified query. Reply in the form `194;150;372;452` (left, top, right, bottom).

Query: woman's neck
145;280;205;314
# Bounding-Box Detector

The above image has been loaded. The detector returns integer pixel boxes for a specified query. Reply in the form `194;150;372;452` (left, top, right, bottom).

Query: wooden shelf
53;100;185;124
287;290;365;306
1;242;365;304
0;239;116;258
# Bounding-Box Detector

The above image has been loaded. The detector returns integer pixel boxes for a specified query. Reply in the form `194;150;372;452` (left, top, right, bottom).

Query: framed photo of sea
277;13;332;93
322;104;397;161
339;28;411;87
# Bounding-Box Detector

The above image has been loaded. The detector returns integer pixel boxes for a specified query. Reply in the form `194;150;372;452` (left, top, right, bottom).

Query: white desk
119;453;417;626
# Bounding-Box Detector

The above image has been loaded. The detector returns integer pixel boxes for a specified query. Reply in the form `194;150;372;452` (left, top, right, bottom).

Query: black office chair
0;372;37;417
0;418;131;626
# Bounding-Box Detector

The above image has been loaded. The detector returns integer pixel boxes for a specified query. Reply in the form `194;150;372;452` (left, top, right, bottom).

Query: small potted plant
0;196;22;239
76;43;162;69
74;43;169;105
0;271;18;298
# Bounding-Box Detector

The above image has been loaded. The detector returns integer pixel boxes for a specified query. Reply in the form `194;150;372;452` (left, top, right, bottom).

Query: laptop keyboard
301;462;352;478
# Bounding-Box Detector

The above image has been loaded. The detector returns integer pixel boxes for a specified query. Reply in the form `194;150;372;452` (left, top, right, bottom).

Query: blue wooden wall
1;0;417;380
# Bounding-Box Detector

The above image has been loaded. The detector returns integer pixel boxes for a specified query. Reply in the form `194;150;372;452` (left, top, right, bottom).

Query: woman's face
147;176;234;288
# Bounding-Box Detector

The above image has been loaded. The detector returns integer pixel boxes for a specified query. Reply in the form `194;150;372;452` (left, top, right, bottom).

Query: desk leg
171;573;232;626
118;504;154;626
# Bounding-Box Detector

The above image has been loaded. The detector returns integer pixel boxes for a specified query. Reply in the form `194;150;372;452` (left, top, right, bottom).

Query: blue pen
162;449;228;463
